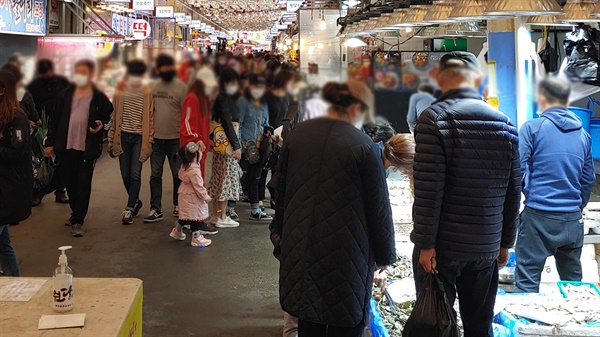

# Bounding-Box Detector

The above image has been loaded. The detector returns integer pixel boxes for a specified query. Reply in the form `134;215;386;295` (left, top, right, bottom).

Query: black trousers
61;150;96;225
178;220;205;233
298;320;364;337
413;247;498;337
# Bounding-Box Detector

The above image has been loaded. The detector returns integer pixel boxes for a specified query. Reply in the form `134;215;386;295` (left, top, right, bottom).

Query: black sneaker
197;223;219;235
227;208;239;221
132;200;144;218
144;210;164;223
65;217;75;227
122;210;134;225
249;211;273;221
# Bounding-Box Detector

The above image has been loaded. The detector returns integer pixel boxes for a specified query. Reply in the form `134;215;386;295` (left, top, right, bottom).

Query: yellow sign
118;285;143;337
487;97;499;108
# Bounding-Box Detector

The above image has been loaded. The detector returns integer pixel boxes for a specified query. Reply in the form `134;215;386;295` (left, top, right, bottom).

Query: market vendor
515;77;595;293
411;52;521;337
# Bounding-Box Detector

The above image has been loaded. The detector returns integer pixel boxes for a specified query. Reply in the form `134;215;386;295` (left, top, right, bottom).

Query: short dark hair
36;59;54;75
267;59;281;72
219;68;239;90
538;76;570;105
156;54;174;69
127;60;147;75
363;116;396;143
418;84;435;95
272;70;295;90
75;59;95;73
1;64;23;82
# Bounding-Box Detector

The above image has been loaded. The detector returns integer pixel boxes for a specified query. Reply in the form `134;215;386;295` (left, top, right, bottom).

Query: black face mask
159;70;176;82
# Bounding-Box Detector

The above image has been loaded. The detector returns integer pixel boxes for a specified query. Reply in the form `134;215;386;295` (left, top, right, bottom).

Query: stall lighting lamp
423;0;457;24
342;37;367;47
449;0;502;20
560;0;599;22
484;0;564;16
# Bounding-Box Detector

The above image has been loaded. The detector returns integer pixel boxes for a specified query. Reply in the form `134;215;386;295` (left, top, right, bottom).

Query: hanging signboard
286;1;302;13
112;14;132;36
0;0;47;36
174;12;185;23
155;6;173;18
200;23;206;30
185;15;192;25
131;19;151;40
49;0;59;27
132;0;154;11
190;20;201;29
206;25;214;34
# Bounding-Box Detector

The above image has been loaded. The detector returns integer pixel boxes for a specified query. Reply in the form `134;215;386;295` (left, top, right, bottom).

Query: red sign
131;19;151;40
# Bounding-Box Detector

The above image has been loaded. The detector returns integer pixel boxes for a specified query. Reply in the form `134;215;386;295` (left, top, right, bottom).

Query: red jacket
180;93;210;176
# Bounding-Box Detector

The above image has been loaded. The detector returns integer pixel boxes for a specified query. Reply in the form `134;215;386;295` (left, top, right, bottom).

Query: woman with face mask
270;80;394;337
0;69;33;276
108;60;155;225
237;75;273;222
1;64;41;126
207;68;244;228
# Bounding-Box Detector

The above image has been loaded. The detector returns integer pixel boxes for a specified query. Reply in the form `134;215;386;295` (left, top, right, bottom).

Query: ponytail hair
384;134;415;175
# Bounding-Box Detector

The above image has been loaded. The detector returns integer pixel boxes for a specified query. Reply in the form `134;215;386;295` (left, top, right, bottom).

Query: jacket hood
541;107;582;132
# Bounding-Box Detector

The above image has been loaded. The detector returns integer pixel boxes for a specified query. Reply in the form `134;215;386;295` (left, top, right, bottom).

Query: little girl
169;142;215;247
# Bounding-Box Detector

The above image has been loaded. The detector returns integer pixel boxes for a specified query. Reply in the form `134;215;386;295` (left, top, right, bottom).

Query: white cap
196;66;217;89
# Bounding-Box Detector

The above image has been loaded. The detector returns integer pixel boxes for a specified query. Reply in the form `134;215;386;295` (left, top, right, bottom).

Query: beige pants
283;312;298;337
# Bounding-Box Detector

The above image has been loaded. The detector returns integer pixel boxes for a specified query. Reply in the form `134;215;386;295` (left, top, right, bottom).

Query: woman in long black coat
270;81;396;337
0;69;32;276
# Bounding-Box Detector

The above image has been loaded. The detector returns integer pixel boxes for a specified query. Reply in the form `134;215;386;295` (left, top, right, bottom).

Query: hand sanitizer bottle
53;246;73;313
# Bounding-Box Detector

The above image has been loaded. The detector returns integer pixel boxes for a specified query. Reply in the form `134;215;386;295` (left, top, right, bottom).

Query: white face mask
16;87;26;101
73;74;89;88
225;85;239;96
204;85;214;96
128;76;143;87
291;88;301;96
355;119;364;130
251;88;265;100
285;83;294;93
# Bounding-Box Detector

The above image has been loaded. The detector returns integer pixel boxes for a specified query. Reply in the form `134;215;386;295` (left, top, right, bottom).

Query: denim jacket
237;95;269;143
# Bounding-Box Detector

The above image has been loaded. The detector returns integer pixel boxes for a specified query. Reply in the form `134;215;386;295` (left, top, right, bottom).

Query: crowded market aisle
8;152;283;337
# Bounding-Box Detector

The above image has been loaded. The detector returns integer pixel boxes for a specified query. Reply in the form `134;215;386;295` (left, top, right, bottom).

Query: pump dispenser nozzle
58;246;72;265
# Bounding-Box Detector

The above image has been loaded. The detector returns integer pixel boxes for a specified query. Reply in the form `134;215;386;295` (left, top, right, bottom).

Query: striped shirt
121;87;145;135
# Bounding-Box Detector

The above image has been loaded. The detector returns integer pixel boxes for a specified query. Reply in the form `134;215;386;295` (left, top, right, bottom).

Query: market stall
0;278;142;337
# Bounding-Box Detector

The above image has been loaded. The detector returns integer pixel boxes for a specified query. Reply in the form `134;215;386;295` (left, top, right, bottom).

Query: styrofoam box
517;325;600;336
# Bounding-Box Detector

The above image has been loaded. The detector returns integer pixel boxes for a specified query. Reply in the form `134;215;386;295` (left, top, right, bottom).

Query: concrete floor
9;153;283;337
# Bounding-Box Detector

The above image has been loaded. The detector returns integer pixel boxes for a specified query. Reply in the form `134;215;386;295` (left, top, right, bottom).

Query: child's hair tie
186;142;199;154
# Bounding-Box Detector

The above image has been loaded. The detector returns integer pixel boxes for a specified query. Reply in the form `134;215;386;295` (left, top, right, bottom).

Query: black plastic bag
33;157;55;195
539;29;560;74
402;273;460;337
564;26;600;84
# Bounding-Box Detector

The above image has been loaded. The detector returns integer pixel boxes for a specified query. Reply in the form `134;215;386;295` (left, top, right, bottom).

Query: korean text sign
0;0;47;36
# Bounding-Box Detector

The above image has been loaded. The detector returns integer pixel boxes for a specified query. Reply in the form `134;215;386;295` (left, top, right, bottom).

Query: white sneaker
191;234;212;247
215;216;240;228
169;227;186;241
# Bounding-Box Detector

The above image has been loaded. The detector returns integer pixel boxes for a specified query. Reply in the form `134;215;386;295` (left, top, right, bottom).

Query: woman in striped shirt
108;60;154;225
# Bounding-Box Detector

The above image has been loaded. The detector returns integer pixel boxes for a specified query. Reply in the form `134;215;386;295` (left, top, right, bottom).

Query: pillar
488;19;518;126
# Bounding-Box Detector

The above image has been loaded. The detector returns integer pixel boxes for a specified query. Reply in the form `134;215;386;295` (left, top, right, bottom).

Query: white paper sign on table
38;314;86;330
0;279;47;302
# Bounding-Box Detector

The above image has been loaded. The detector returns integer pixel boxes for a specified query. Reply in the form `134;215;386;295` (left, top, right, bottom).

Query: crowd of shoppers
2;48;597;337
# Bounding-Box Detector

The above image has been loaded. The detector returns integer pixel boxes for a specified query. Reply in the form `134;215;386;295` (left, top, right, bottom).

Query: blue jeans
515;207;584;293
0;225;19;276
150;139;180;212
119;133;143;209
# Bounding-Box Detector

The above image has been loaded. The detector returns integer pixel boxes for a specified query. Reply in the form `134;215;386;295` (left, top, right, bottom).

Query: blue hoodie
520;107;595;212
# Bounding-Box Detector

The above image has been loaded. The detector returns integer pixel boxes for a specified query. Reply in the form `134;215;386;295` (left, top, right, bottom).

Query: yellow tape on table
118;285;143;337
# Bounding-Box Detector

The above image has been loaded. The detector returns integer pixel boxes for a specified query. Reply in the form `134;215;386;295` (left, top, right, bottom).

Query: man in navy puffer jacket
515;77;595;293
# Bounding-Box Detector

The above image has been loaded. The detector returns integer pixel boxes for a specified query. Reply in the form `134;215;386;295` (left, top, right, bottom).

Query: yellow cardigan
108;86;155;162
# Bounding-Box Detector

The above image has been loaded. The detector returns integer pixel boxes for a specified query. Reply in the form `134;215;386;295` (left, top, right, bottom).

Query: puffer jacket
0;110;32;225
178;162;210;221
411;87;521;261
271;118;396;327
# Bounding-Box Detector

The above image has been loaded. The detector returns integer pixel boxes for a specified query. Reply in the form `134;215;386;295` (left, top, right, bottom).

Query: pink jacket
178;162;210;221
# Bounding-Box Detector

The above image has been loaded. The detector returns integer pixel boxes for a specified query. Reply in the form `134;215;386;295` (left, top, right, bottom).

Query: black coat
0;110;32;225
20;91;40;123
411;87;521;261
46;86;113;160
27;75;70;122
212;93;241;151
271;118;396;327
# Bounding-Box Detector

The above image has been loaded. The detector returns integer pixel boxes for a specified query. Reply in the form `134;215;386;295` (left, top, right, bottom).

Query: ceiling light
342;37;367;47
387;9;407;27
320;17;327;30
423;0;457;23
484;0;563;16
593;1;600;15
399;5;430;26
415;27;439;38
560;0;598;22
449;0;497;20
526;14;575;26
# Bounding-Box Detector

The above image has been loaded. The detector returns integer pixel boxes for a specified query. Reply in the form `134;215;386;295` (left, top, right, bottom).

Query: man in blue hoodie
515;77;595;293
